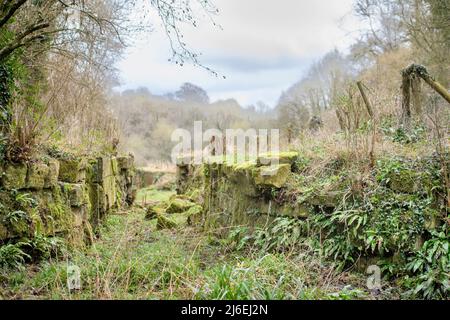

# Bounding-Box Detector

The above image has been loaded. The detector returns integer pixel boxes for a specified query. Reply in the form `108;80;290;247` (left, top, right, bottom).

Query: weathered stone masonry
0;155;136;244
176;152;442;233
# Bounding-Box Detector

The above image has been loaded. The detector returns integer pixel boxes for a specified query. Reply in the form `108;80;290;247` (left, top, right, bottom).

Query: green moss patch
59;158;87;183
166;197;196;214
253;164;292;188
1;163;27;190
156;214;178;230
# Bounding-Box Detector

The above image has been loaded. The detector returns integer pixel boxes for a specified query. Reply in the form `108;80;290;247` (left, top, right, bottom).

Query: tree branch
0;0;27;29
0;22;51;62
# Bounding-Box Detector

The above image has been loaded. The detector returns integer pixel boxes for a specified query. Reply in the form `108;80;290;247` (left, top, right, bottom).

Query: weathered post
401;64;450;125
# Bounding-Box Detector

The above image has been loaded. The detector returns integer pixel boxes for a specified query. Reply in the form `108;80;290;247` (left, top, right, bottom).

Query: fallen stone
145;204;166;220
186;205;203;225
157;214;178;230
166;197;196;214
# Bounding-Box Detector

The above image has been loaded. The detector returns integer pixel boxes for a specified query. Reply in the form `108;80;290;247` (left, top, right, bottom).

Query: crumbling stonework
0;155;136;244
176;153;309;228
176;153;444;234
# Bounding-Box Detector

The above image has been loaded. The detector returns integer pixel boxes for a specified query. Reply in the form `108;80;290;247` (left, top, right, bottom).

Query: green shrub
28;233;67;260
0;243;31;269
405;228;449;299
226;217;309;252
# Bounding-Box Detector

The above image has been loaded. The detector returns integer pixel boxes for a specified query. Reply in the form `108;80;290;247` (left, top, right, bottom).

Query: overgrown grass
135;187;175;205
0;209;385;300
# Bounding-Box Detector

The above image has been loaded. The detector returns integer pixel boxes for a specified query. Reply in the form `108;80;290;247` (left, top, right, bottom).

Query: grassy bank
0;202;398;300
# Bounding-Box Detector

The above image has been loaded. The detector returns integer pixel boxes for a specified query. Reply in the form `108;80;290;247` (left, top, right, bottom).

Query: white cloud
116;0;363;107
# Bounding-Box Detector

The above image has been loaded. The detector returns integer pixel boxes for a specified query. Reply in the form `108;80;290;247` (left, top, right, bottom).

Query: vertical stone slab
27;162;49;189
44;159;60;188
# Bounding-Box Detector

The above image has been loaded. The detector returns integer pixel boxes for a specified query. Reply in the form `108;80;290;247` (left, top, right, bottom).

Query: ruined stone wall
0;155;136;244
178;153;307;228
177;152;442;233
175;153;446;270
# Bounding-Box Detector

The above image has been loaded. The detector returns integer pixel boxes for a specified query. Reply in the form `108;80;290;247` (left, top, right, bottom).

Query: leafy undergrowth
0;208;396;300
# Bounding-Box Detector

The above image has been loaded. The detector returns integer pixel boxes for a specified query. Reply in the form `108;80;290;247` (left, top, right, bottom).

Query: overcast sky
116;0;363;107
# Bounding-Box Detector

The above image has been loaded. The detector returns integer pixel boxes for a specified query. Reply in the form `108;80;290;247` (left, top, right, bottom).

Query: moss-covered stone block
254;200;310;219
424;208;441;231
27;162;49;189
28;208;44;235
71;207;86;227
145;204;166;220
186;205;203;225
63;183;86;207
166;196;196;214
59;158;87;183
225;163;259;197
6;214;29;236
157;214;178;230
257;152;299;166
253;164;291;188
388;170;419;194
277;203;310;218
88;183;106;225
44;159;60;188
92;157;112;183
111;157;119;176
1;163;27;190
104;175;117;209
88;157;118;213
307;191;342;208
34;187;73;235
